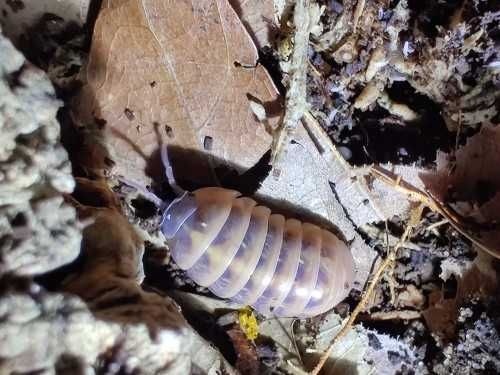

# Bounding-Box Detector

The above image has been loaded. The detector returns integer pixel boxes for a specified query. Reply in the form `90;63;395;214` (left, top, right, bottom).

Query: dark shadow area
35;251;86;292
0;274;35;296
173;304;237;366
259;46;286;95
163;145;349;241
159;145;271;194
345;81;454;166
407;0;464;39
227;0;280;57
18;13;84;71
84;0;103;48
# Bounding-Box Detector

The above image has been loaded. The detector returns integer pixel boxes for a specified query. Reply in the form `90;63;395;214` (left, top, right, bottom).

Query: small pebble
338;146;352;160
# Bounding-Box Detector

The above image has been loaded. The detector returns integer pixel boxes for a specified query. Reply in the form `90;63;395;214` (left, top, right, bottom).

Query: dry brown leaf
227;326;260;375
66;178;144;285
422;252;498;341
395;284;425;310
362;310;421;321
420;124;500;254
74;0;280;185
228;0;277;48
63;178;188;331
421;290;458;340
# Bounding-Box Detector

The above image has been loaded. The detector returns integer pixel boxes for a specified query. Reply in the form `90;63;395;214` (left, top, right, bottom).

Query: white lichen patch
0;290;190;374
0;29;227;375
0;29;80;276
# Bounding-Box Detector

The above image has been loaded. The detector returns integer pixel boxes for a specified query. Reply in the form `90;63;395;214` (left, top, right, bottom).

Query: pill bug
160;187;355;317
122;147;355;318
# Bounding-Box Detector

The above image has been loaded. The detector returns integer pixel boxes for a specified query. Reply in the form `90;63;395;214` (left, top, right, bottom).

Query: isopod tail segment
122;146;355;318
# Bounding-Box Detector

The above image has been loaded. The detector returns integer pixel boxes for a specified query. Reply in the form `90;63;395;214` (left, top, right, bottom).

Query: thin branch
271;0;315;165
370;165;500;259
309;217;418;375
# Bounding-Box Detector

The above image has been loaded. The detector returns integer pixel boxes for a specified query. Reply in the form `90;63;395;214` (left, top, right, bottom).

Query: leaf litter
1;0;499;374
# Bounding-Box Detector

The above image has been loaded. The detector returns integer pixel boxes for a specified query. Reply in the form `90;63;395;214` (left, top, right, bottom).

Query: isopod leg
118;176;164;208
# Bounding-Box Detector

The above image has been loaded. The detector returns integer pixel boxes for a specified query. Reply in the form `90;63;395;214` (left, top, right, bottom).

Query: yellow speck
277;35;294;61
238;307;259;340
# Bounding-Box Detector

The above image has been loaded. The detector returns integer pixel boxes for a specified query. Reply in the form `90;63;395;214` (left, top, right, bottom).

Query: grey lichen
0;287;191;374
433;303;500;374
0;28;80;276
0;29;197;374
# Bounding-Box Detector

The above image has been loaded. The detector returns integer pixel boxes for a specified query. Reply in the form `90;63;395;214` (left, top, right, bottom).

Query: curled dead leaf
65;178;144;286
422;252;498;341
63;178;190;330
420;124;500;256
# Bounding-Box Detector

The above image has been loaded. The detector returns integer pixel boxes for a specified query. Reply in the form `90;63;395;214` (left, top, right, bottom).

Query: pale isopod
160;187;355;318
123;147;355;318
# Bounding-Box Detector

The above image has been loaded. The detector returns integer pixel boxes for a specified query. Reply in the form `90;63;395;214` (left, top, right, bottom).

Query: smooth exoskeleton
160;186;355;318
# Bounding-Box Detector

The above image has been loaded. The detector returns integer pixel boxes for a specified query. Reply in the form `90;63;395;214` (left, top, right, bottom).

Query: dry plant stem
426;218;449;232
309;224;414;375
383;221;397;305
271;0;313;164
370;165;500;258
385;270;397;305
352;0;366;31
370;165;439;211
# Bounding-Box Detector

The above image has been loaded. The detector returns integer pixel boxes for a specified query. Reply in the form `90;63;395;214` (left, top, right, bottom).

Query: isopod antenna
118;145;186;211
160;144;186;196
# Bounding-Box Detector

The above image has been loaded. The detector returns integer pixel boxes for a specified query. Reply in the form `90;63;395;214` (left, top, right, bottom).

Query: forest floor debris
0;0;499;374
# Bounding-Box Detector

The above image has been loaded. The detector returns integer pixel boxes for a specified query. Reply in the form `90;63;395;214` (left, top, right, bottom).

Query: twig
290;319;304;366
425;218;449;232
309;218;418;375
455;109;462;152
369;165;439;211
352;0;366;32
358;309;421;321
370;165;500;258
271;0;315;165
383;221;397;305
385;269;397;306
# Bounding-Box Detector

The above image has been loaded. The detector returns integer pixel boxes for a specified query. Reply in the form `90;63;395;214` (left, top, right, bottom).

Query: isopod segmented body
161;186;355;317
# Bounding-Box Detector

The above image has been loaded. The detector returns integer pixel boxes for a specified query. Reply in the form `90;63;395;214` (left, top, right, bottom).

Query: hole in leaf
165;125;174;138
124;108;135;121
203;136;213;150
